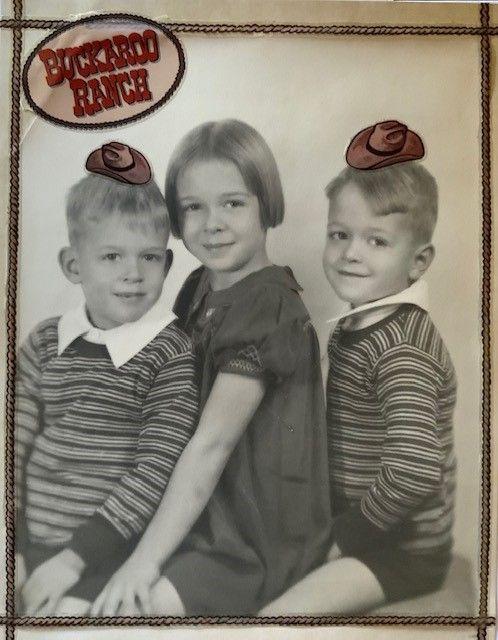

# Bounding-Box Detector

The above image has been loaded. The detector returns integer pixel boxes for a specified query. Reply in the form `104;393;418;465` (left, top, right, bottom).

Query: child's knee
55;596;90;616
150;577;186;616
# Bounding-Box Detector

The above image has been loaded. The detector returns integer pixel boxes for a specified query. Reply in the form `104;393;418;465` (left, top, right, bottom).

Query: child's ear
409;243;435;282
58;247;82;284
164;249;174;277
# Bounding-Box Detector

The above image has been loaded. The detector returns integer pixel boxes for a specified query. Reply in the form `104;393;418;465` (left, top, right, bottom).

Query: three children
15;119;457;616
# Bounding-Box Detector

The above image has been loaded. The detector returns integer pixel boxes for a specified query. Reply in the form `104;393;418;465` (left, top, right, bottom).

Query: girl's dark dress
163;265;331;615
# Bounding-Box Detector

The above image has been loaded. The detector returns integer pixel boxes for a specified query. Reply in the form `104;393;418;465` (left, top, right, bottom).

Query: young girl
91;119;332;616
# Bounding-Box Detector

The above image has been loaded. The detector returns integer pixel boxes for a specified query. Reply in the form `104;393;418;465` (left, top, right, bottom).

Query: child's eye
143;253;162;262
102;253;119;261
369;237;388;247
224;199;245;209
182;202;202;213
328;231;348;241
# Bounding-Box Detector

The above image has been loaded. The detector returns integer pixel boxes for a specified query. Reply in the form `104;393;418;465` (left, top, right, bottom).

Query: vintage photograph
2;4;491;633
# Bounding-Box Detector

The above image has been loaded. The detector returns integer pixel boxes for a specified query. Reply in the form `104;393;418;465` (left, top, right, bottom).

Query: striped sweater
327;305;457;556
15;317;198;570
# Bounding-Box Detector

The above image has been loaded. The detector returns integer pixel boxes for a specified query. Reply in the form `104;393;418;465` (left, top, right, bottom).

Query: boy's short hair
325;163;438;243
165;119;285;237
66;174;169;246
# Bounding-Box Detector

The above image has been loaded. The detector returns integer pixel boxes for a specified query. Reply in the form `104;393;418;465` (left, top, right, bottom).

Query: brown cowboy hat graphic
86;141;151;184
346;120;425;170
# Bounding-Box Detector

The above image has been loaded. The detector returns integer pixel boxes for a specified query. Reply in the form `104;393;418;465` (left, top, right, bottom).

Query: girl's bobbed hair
165;119;285;237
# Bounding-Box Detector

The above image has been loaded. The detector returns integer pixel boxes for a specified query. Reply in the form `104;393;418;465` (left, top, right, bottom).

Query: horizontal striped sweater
327;305;457;556
15;317;198;570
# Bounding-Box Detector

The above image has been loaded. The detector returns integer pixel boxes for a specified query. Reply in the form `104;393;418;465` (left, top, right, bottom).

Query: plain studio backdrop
18;31;481;613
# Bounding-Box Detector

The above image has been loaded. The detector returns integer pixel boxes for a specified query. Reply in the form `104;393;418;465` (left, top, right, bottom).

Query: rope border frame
2;2;494;637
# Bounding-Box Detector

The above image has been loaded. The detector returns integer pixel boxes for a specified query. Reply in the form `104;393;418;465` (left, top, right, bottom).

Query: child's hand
91;554;159;616
326;541;342;562
22;549;84;616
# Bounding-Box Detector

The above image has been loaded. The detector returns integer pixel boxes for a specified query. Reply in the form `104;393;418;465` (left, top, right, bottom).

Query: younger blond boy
261;121;457;614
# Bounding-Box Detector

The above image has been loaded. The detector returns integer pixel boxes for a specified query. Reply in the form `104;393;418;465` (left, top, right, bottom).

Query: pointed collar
58;297;177;368
327;279;430;324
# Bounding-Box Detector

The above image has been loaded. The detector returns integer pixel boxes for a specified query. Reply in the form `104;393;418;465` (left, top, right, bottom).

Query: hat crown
346;120;424;170
368;121;407;155
102;142;135;171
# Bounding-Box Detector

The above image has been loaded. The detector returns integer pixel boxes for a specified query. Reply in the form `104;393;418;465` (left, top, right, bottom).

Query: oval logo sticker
22;14;185;128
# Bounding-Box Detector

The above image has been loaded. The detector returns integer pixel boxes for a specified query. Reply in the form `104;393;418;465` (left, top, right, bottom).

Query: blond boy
261;122;457;614
15;143;198;616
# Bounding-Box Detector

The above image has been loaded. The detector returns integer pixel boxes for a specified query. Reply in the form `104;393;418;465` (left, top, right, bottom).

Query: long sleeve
68;349;199;570
15;332;44;553
334;343;444;555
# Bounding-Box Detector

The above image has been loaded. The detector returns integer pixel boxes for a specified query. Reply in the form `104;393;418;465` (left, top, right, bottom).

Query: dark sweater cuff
68;513;130;572
333;506;389;556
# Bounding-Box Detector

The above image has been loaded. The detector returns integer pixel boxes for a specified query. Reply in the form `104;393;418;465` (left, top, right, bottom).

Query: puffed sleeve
212;284;310;381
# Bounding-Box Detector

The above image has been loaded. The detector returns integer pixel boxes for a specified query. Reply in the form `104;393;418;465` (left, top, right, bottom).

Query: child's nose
343;238;362;262
204;207;225;232
123;258;143;282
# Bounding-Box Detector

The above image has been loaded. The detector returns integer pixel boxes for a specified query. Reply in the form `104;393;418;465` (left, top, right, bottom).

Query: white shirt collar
58;297;177;368
327;279;430;324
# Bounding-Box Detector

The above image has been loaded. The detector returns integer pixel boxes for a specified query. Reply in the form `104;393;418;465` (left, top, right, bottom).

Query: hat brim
346;125;425;170
86;149;151;184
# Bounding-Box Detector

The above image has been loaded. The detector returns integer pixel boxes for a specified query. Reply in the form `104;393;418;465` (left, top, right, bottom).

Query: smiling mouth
114;293;146;299
337;270;369;278
203;242;235;250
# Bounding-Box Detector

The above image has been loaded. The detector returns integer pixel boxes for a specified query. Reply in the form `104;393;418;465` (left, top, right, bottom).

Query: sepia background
17;28;482;616
1;0;495;633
